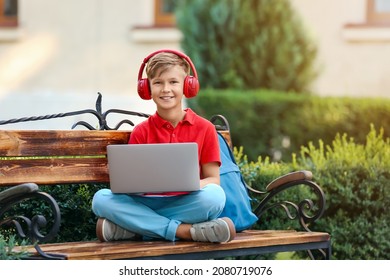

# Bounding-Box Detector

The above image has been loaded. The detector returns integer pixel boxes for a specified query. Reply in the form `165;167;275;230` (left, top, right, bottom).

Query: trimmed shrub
236;125;390;259
296;125;390;259
187;89;390;161
0;183;106;243
41;183;107;242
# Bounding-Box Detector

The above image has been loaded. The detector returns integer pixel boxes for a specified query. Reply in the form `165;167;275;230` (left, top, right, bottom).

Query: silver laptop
106;143;200;194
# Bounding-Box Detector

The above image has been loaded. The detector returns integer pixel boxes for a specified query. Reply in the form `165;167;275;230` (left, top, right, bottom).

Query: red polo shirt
129;108;221;196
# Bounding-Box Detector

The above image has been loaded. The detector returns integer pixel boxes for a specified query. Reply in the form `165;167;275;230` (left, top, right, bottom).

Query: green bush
187;89;390;161
176;0;318;92
0;183;106;243
236;125;390;259
39;183;107;242
0;234;29;260
296;125;390;259
235;147;318;235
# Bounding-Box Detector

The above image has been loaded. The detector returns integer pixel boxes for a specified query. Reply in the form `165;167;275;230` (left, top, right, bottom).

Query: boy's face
149;65;187;112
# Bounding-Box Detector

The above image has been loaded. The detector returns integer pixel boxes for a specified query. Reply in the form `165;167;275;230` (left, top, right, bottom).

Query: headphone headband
137;49;200;100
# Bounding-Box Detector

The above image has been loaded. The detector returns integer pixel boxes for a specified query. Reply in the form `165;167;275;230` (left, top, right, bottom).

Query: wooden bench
0;94;331;260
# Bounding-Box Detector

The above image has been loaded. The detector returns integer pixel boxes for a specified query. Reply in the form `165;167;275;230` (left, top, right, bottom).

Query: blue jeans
92;184;226;241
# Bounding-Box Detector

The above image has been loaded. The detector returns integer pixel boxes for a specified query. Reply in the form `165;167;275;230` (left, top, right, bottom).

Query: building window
154;0;178;27
0;0;18;27
367;0;390;25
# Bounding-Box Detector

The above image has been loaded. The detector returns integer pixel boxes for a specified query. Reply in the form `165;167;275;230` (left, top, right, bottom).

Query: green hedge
42;183;106;242
0;183;105;244
237;125;390;259
297;126;390;259
187;89;390;162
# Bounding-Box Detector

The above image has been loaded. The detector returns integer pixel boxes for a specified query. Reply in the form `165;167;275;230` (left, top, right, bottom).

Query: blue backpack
217;132;258;231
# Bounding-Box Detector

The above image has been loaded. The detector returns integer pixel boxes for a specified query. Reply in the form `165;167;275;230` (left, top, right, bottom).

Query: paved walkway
0;91;156;130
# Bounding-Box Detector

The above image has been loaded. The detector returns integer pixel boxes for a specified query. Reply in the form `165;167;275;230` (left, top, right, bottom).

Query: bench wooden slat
0;130;130;157
0;129;232;187
1;158;109;185
218;131;232;148
21;230;330;260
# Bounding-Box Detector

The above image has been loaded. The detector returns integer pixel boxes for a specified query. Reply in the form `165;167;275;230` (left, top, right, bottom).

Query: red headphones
137;49;200;100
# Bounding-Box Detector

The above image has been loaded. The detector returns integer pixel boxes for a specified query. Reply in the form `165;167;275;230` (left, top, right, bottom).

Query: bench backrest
0;129;232;187
0;130;130;186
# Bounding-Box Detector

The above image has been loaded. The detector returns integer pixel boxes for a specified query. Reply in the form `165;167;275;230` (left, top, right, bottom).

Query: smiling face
149;65;187;112
146;52;190;113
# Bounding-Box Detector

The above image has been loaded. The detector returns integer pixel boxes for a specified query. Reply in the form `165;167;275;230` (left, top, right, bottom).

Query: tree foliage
176;0;318;93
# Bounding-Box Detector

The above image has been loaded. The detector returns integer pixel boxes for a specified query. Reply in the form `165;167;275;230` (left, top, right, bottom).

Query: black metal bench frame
0;93;330;260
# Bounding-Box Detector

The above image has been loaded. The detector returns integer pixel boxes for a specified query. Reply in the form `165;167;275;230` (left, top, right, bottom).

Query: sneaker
190;217;236;243
96;218;138;242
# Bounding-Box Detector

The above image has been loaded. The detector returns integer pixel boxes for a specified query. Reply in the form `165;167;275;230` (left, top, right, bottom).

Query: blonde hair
146;52;190;79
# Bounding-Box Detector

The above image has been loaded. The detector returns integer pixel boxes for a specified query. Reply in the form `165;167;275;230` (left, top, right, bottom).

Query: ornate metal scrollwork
252;179;327;259
0;92;150;130
254;180;326;231
0;185;63;259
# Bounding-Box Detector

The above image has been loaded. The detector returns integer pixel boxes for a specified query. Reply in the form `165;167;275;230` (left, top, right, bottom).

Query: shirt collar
152;108;196;128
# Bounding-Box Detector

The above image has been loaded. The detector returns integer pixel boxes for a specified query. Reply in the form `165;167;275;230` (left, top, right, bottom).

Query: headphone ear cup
183;76;200;98
137;78;152;100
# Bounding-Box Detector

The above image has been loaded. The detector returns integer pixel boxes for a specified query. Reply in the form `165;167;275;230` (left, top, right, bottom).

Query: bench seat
21;230;330;260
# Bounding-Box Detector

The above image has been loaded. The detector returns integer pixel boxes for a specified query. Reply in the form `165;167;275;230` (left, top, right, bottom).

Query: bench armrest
0;183;39;202
1;183;61;258
266;170;313;191
251;170;326;232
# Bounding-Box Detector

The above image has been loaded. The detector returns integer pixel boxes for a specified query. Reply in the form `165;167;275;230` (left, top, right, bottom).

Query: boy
92;50;236;243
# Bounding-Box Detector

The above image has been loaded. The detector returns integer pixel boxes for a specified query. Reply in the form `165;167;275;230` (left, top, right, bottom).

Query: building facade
0;0;389;127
